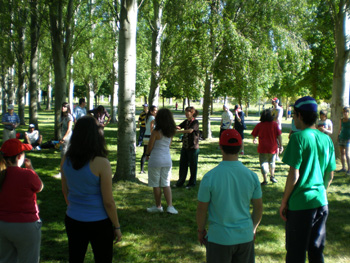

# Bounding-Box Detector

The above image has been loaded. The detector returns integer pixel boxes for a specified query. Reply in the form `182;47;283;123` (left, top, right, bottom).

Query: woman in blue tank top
60;116;122;262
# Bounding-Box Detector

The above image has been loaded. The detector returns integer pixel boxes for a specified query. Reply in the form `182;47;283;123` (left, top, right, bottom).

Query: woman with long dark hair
140;105;157;173
0;139;43;263
145;108;178;214
60;116;122;262
175;106;200;188
60;102;74;157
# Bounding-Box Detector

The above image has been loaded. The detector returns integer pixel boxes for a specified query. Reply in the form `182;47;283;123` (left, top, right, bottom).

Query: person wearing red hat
197;129;263;263
0;139;43;263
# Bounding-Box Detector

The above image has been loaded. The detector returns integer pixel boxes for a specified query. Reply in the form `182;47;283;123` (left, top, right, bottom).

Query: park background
1;0;350;262
1;100;348;263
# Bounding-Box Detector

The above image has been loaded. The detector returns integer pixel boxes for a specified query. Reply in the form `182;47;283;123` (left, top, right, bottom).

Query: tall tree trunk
49;0;74;139
16;5;26;125
202;73;212;139
29;0;40;127
114;0;138;182
148;0;165;107
330;0;350;157
110;8;119;123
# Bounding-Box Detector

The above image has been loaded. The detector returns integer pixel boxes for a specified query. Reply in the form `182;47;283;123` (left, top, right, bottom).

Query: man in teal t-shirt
197;129;263;263
280;96;336;263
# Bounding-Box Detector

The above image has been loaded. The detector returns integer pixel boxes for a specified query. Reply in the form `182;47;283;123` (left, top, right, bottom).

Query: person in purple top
88;105;111;128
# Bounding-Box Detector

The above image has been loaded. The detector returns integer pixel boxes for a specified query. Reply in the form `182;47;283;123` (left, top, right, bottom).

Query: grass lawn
2;102;350;263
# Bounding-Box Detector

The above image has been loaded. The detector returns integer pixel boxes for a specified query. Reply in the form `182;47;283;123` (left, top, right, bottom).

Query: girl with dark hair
140;105;157;173
175;106;200;188
251;109;282;185
0;139;43;263
60;116;122;262
60;102;74;157
145;108;178;214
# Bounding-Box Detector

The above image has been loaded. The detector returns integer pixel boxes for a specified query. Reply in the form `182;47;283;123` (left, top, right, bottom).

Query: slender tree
114;0;138;181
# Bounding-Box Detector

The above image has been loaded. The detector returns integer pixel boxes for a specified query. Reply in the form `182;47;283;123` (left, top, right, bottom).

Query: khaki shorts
148;167;171;187
259;153;276;174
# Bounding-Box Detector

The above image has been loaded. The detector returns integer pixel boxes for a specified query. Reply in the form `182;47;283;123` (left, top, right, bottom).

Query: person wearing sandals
145;108;178;214
251;109;282;185
337;107;350;175
140;106;157;174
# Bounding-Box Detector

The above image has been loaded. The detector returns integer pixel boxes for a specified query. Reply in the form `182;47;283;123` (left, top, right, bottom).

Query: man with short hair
197;129;263;263
2;105;20;142
279;96;336;263
137;104;148;147
73;98;87;122
24;124;42;150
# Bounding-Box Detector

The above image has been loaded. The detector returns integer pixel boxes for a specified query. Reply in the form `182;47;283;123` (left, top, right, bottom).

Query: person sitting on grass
251;109;282;185
24;124;43;150
145;108;178;214
197;129;263;263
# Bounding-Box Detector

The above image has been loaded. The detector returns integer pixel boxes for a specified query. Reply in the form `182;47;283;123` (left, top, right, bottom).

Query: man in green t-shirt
279;96;336;263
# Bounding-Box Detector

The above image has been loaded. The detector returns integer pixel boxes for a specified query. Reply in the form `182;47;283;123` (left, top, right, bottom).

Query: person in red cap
196;129;263;263
0;139;43;263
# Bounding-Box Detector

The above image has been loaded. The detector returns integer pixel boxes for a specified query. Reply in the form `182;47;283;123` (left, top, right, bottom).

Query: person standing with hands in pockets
280;96;336;263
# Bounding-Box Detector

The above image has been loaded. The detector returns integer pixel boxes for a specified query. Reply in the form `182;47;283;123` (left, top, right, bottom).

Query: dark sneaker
270;177;278;183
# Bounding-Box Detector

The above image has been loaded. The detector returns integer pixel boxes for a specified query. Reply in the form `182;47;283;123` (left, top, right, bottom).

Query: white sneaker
167;206;178;214
147;206;163;213
35;146;41;151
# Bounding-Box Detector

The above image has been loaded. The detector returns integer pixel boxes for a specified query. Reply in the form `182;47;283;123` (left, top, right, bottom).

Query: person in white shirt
271;98;283;160
24;124;42;150
220;105;234;138
317;110;333;135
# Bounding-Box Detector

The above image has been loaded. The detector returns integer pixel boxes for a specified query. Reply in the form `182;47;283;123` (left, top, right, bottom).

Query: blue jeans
176;148;199;187
137;127;146;146
286;205;328;263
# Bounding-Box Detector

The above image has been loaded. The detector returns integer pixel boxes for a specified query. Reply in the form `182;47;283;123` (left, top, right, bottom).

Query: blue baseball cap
294;96;318;112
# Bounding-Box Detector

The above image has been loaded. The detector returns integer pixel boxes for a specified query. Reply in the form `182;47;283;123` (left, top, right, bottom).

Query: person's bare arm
251;198;263;234
196;201;209;246
279;166;299;221
95;157;122;243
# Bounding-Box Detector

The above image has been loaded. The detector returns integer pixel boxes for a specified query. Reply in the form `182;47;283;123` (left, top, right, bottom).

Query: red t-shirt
0;166;42;222
251;121;281;154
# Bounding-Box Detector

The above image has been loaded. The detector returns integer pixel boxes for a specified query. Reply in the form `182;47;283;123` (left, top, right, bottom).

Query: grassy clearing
2;102;350;263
